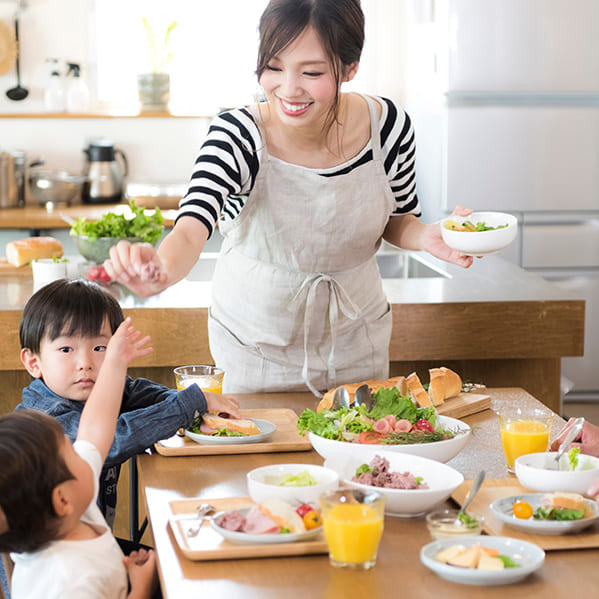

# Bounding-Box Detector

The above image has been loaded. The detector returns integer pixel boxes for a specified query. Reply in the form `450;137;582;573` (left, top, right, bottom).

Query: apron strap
287;274;361;397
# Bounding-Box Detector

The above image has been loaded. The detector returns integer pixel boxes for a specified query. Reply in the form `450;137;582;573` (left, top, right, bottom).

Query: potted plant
137;17;178;113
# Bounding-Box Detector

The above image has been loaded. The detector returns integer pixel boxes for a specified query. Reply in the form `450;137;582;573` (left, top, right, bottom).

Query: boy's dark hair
20;278;124;354
0;410;74;553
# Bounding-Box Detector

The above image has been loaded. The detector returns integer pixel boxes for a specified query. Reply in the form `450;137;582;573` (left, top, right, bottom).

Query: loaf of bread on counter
6;236;64;267
407;367;463;408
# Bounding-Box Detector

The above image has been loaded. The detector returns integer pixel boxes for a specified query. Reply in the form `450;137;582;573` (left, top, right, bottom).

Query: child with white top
0;318;158;599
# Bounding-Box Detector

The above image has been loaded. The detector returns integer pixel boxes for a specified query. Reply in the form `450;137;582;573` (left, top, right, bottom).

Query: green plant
142;16;178;73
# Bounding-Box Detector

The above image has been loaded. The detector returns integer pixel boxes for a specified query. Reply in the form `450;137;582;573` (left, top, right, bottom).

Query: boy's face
21;318;113;402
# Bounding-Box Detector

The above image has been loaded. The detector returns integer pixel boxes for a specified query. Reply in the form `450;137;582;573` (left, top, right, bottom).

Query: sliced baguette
429;367;462;406
6;236;64;267
406;372;432;408
201;413;260;436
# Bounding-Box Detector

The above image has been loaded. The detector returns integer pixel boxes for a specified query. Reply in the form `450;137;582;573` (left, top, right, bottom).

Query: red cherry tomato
296;503;314;518
413;419;435;433
98;266;111;282
88;266;100;281
358;431;386;444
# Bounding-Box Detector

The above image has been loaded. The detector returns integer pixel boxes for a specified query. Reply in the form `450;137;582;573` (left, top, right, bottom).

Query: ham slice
242;506;280;535
199;422;218;435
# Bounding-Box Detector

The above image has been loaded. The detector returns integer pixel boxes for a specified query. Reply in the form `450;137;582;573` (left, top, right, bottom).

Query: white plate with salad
421;536;545;586
441;211;518;256
185;419;276;446
298;387;471;463
489;493;599;535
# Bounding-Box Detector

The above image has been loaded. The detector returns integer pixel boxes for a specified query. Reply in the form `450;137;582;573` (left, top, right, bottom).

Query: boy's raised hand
107;317;153;366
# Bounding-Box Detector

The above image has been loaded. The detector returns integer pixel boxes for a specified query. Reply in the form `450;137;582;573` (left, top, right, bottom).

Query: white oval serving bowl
247;463;339;507
308;415;470;464
515;451;599;494
420;536;545;586
441;211;518;256
324;449;464;517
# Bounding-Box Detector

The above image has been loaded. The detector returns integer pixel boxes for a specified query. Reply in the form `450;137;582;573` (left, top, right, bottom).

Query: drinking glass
320;489;385;570
173;365;224;393
498;406;552;473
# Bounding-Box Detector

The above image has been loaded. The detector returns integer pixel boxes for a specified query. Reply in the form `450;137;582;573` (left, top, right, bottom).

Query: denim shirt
16;376;207;527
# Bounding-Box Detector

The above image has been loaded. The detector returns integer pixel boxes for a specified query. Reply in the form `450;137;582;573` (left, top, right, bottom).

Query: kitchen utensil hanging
5;11;28;101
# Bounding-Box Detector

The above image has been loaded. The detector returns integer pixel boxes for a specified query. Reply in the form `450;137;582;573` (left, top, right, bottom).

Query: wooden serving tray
436;392;491;419
168;496;328;561
154;408;312;456
452;478;599;550
0;259;32;277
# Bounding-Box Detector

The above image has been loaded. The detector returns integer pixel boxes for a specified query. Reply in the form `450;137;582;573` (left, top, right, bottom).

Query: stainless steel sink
186;250;448;282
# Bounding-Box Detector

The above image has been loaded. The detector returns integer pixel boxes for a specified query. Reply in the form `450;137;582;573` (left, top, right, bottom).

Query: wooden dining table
138;388;599;598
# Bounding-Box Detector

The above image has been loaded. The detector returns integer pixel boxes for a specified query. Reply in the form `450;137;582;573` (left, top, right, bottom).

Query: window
91;0;404;116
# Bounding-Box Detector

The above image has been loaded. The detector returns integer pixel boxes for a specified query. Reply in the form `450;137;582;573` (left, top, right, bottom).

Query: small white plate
490;493;599;535
184;418;276;446
420;535;545;585
210;508;321;545
441;211;518;256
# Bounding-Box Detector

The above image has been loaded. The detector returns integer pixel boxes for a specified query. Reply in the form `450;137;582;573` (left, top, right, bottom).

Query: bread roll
317;376;408;413
406;372;432;408
259;498;306;533
429;367;462;406
201;413;260;435
6;236;64;267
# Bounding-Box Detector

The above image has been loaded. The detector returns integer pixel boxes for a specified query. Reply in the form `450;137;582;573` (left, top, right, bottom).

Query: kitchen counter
0;202;177;230
0;253;585;415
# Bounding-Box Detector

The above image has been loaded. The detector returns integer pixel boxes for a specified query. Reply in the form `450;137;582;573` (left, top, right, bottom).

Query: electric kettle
82;140;128;204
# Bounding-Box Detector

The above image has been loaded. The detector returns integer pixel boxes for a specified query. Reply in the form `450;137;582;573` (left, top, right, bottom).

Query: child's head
0;410;74;553
256;0;364;128
20;279;124;400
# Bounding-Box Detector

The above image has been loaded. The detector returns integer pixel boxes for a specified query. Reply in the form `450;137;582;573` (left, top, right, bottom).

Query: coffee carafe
82;140;128;204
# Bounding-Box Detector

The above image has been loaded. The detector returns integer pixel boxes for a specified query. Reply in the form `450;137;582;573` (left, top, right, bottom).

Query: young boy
0;317;158;598
15;278;240;526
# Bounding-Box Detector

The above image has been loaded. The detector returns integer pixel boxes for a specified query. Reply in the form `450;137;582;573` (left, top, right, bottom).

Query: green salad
70;199;164;243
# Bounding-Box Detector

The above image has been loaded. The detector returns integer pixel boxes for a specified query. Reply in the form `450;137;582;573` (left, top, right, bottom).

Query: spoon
331;387;350;410
5;15;29;101
186;503;216;537
553;417;585;471
354;384;373;411
458;469;486;519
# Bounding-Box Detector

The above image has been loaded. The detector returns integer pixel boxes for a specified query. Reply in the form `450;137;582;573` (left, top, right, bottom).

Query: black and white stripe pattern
176;96;420;237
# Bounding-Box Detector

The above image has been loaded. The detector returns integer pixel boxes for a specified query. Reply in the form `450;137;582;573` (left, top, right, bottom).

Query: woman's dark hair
0;411;74;552
20;278;124;354
256;0;365;139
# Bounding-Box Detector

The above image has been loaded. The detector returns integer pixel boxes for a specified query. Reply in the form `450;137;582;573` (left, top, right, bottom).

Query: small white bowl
441;211;518;256
247;463;339;507
308;415;471;464
325;450;464;517
515;451;599;494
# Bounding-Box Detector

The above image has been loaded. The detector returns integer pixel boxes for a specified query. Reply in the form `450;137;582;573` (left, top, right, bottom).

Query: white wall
0;0;408;183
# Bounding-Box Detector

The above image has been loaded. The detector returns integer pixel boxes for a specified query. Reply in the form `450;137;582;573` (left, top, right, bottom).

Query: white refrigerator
404;0;599;403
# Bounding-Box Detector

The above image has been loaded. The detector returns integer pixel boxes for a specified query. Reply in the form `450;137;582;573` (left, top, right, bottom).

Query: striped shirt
176;95;421;237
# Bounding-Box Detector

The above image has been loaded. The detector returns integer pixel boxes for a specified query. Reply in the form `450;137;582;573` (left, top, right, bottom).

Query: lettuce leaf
296;409;341;440
533;506;585;521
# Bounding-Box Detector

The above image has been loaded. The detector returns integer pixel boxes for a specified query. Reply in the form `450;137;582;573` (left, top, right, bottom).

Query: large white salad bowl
307;415;471;464
324;449;464;517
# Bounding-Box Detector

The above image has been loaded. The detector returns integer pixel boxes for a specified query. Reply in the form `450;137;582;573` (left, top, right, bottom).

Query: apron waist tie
287;274;361;397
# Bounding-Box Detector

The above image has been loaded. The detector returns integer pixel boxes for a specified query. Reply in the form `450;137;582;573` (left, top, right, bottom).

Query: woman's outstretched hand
422;206;474;268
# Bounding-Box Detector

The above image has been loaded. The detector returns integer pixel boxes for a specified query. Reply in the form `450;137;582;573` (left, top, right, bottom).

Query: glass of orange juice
320;489;385;570
173;365;224;394
498;407;553;473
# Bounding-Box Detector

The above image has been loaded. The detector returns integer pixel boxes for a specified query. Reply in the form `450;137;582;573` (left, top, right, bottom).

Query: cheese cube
477;554;505;571
436;544;467;563
447;546;481;568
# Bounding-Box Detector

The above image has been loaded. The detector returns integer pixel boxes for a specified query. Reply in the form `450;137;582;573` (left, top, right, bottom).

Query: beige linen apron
209;94;396;396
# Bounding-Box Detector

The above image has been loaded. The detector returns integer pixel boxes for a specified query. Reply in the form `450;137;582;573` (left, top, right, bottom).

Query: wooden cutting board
154;408;312;456
436;392;491;419
452;478;599;550
168;496;328;561
0;259;32;277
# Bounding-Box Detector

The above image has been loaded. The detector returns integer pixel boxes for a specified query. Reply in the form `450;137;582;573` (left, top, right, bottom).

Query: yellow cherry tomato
302;510;322;530
512;500;533;519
